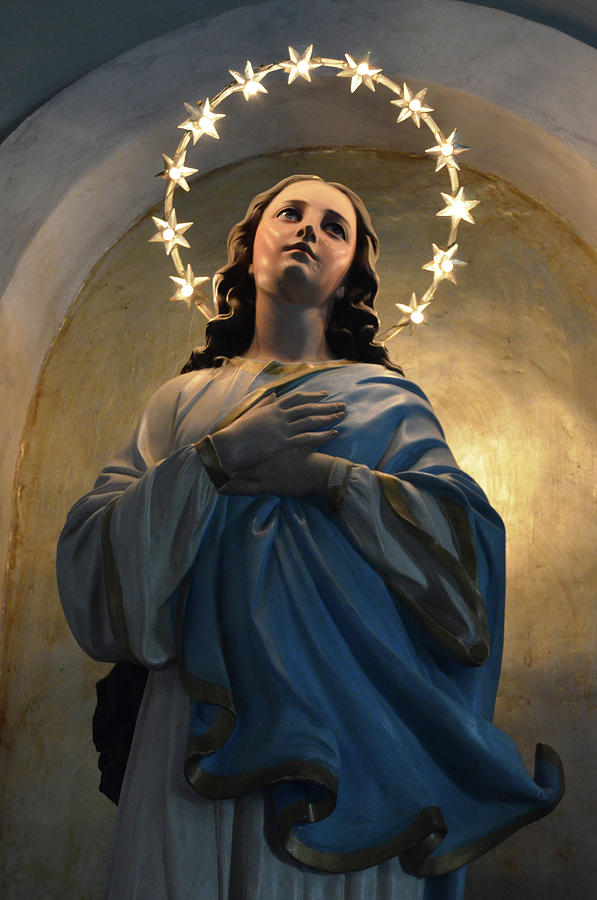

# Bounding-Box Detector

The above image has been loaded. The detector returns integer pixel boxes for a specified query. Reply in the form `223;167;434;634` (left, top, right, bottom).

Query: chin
278;264;314;295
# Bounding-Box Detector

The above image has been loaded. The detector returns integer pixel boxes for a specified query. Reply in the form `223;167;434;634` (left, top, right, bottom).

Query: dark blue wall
463;0;597;47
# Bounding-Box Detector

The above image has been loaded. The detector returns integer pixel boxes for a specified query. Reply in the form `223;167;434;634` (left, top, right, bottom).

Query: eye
325;220;347;240
277;206;300;221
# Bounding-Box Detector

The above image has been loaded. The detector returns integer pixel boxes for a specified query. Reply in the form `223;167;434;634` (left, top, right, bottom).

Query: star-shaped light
391;83;434;128
229;61;268;100
178;99;225;143
169;264;210;307
422;243;466;284
337;52;381;93
396;292;431;326
158;151;198;192
284;45;321;84
149;210;193;255
425;129;470;172
437;187;480;227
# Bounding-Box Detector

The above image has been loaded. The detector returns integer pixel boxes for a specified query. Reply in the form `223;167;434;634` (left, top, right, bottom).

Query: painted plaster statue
57;175;563;900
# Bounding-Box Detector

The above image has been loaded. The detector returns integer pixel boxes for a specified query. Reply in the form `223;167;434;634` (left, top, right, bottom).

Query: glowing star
425;129;470;172
396;292;431;326
284;45;321;84
422;243;466;284
158;151;198;192
154;52;478;334
169;264;210;307
149;210;193;255
391;83;433;128
179;99;225;143
229;61;268;100
337;52;381;93
437;187;480;227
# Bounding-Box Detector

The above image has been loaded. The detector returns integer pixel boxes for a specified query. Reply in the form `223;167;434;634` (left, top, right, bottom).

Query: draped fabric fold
57;358;563;898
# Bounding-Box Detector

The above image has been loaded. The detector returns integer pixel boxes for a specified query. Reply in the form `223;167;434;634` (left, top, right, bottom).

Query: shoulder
330;362;431;405
143;369;214;418
138;369;216;456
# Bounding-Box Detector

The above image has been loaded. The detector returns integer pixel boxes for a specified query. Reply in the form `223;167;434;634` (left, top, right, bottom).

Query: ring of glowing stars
150;46;479;339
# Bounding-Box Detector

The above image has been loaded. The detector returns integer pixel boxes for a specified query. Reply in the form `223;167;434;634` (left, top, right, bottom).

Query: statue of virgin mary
57;175;563;900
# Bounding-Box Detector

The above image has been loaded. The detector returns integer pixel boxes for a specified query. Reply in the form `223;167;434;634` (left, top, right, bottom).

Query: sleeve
56;375;220;667
328;389;504;667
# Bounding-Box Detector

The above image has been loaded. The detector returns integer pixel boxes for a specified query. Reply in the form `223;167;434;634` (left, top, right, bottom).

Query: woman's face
250;180;357;310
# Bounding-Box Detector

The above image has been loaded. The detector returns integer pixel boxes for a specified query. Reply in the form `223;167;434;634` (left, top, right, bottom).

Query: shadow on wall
0;0;258;143
467;659;587;897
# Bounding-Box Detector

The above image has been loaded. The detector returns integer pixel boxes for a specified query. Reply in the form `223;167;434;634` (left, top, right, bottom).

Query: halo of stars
151;45;477;333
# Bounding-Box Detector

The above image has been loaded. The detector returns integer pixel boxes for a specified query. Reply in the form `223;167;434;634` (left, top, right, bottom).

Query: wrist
307;453;335;499
195;435;230;488
209;429;237;475
327;457;354;512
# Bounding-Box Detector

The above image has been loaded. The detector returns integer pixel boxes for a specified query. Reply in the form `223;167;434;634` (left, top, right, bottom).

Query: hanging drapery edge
377;473;490;666
404;743;565;877
181;704;563;878
102;500;136;661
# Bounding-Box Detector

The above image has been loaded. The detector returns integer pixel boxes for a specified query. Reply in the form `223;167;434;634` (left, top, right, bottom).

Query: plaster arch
1;0;596;895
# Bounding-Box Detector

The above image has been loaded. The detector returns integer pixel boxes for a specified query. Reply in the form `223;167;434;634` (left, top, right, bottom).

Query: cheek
329;245;356;283
252;225;279;273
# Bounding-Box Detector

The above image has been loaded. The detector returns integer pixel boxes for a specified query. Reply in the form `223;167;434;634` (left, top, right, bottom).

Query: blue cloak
170;362;563;887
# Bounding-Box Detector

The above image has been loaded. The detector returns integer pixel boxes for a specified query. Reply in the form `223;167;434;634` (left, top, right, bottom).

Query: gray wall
2;0;597;143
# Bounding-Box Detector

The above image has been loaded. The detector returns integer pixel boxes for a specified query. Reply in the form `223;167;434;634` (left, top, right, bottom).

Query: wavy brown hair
181;175;402;374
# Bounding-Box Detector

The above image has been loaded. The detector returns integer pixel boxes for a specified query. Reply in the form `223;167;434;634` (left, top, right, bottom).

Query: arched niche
1;1;596;896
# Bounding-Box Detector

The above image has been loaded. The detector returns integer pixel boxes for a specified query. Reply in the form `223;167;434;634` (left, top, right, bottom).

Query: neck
243;292;334;363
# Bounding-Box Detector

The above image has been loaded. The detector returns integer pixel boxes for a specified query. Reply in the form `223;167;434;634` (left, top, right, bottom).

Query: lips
284;241;317;260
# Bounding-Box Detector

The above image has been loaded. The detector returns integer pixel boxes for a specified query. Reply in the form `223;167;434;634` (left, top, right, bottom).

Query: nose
297;222;316;242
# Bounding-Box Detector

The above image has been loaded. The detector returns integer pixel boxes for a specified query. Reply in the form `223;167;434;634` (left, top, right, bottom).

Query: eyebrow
276;199;353;232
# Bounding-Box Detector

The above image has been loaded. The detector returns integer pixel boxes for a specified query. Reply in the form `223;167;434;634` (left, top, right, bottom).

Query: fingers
287;402;344;423
278;391;329;410
288;430;339;448
288;415;344;437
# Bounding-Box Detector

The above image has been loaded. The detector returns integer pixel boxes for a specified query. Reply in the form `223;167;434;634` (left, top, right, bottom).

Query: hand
211;391;345;475
221;450;334;499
